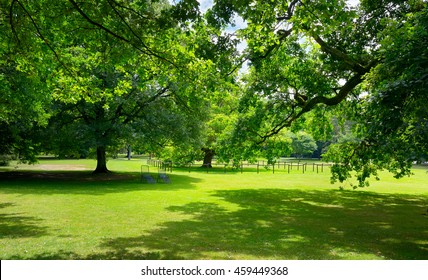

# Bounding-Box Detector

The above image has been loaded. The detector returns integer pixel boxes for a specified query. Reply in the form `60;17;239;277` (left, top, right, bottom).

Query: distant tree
290;131;317;159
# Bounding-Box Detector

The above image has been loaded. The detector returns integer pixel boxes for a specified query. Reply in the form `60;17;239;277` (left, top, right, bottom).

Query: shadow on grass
4;189;428;260
9;249;169;260
0;171;200;195
96;189;428;260
0;203;49;239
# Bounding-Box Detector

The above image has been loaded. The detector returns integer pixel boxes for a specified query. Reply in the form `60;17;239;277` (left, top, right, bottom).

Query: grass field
0;158;427;260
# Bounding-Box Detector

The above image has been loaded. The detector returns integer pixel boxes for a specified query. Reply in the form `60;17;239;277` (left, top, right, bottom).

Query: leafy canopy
1;0;239;171
211;0;428;187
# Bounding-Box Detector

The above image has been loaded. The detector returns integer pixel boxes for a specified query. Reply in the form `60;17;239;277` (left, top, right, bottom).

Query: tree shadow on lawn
4;189;428;260
0;203;49;239
97;189;428;260
8;249;169;260
0;171;200;195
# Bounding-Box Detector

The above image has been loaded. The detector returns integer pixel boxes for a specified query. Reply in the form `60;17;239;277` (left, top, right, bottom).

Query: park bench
142;173;156;184
141;165;156;184
157;169;171;184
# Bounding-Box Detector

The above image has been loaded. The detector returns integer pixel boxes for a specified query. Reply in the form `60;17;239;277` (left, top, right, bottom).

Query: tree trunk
93;146;110;173
127;145;131;160
201;148;215;168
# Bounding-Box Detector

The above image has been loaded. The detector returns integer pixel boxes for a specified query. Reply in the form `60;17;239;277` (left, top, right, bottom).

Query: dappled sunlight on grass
0;159;427;259
98;189;427;260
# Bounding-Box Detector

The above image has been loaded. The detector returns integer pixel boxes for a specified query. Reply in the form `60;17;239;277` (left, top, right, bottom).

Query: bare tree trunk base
93;145;110;174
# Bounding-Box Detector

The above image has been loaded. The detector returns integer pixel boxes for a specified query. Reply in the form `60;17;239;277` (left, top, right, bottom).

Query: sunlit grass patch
0;159;427;259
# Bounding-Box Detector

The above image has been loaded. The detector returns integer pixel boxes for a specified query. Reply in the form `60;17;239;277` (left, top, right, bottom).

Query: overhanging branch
12;0;77;78
68;0;178;67
256;72;365;144
311;34;368;74
276;0;301;21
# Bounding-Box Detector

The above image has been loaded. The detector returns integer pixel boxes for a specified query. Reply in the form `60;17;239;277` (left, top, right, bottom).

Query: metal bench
157;169;171;183
141;165;156;184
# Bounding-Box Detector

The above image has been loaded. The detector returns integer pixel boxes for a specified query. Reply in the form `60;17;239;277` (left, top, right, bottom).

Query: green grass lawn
0;158;427;260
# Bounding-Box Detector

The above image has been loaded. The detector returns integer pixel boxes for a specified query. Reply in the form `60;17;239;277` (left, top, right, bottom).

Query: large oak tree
1;0;233;172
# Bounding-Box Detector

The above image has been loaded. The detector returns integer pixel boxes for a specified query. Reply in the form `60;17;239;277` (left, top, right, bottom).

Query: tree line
1;0;427;187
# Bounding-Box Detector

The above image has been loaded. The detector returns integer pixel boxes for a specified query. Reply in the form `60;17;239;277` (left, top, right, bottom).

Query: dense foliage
211;0;428;186
1;0;427;184
1;0;238;172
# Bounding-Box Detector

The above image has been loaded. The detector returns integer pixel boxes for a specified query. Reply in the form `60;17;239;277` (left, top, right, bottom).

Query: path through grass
0;158;427;259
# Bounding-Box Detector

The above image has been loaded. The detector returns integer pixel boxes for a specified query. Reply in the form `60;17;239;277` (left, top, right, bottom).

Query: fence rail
145;158;332;175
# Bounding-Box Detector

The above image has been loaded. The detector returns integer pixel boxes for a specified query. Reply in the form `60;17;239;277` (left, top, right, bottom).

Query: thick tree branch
9;0;20;43
303;73;364;108
311;34;368;74
257;73;365;144
276;0;301;21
